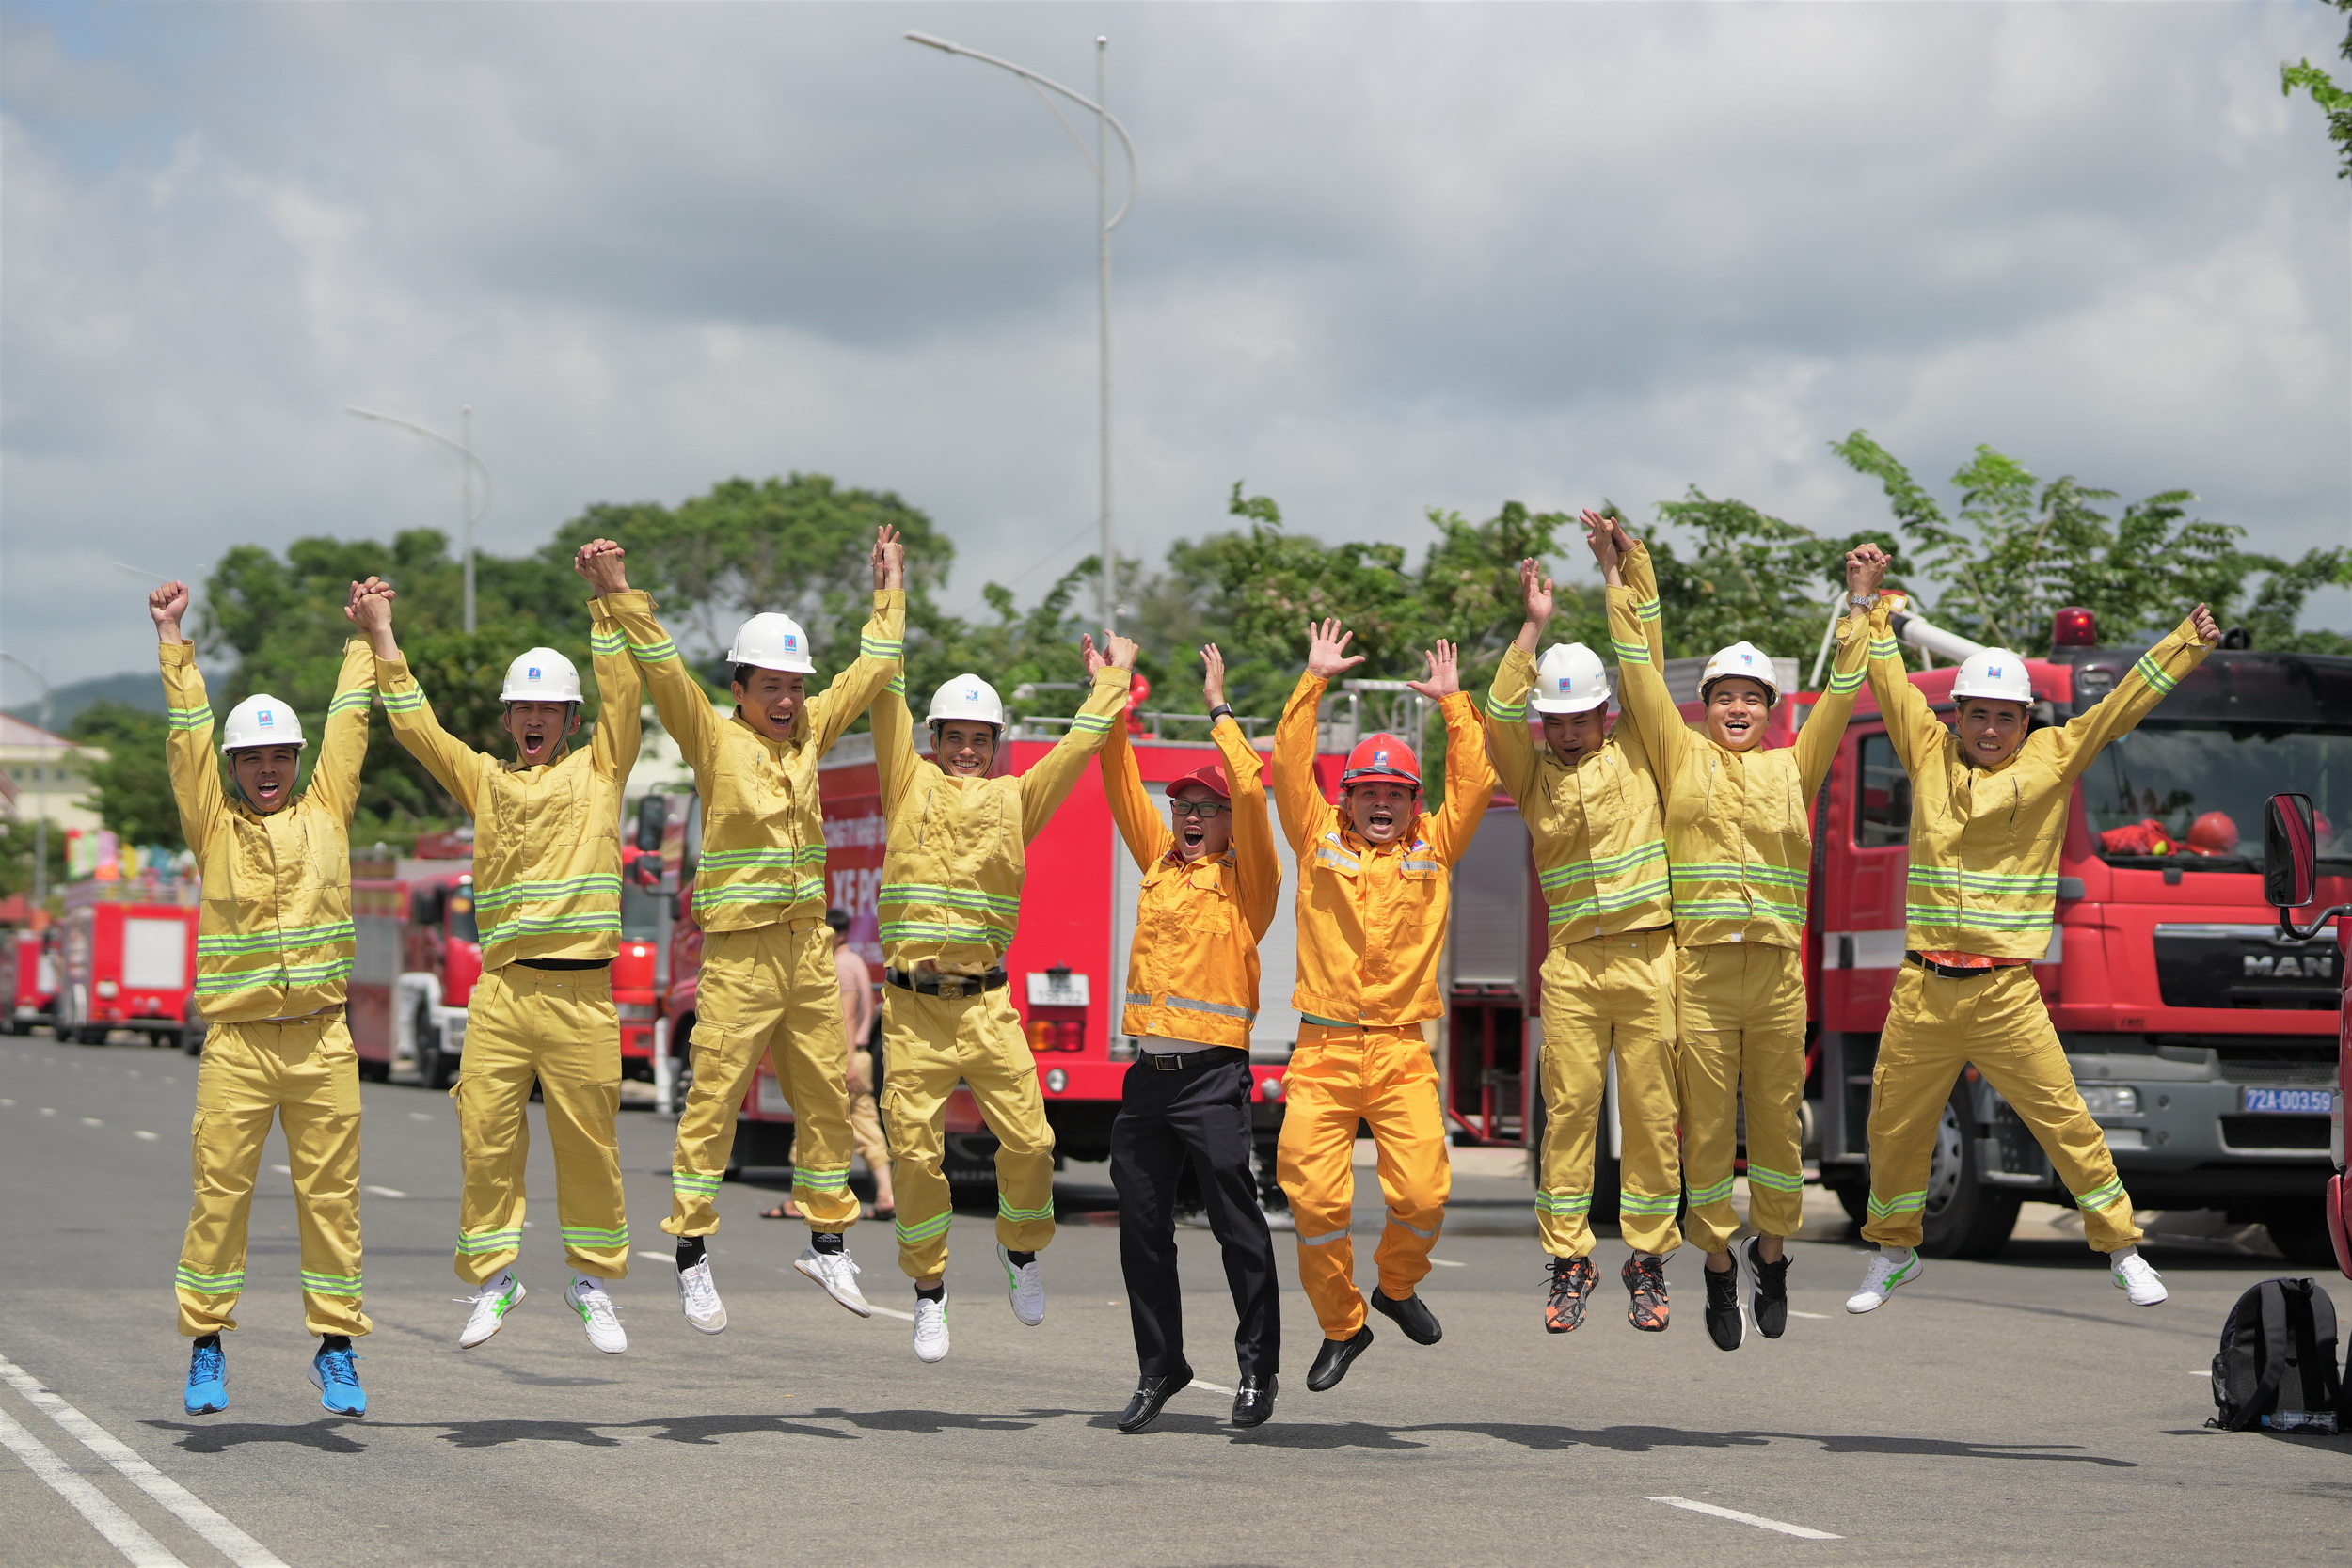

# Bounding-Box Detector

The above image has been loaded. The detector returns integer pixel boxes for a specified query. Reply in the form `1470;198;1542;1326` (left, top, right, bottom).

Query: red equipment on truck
349;833;481;1087
51;878;199;1048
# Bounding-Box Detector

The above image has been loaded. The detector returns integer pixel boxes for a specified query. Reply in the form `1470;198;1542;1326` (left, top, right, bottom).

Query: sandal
758;1202;803;1220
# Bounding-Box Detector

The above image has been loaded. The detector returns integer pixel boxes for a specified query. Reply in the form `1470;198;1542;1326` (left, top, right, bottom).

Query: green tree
1644;491;1907;660
0;817;68;902
2283;0;2352;178
69;702;183;850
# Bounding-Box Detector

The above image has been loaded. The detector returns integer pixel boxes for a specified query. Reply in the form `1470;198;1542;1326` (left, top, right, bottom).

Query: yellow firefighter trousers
664;920;858;1237
1677;942;1806;1253
1864;962;2141;1253
849;1049;892;1183
176;1011;369;1338
452;964;628;1285
1277;1022;1450;1340
1538;929;1683;1258
881;981;1057;1279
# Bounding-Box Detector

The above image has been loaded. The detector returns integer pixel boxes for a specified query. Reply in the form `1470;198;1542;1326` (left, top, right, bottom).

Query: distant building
0;715;106;835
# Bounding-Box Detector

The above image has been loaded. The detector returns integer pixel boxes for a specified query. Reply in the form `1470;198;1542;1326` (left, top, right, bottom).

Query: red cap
2185;811;2240;857
1341;733;1421;789
1169;761;1233;800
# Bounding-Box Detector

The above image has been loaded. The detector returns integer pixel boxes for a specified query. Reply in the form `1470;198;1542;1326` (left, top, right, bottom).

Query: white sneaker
2111;1249;2169;1307
793;1244;873;1318
998;1243;1045;1326
1844;1248;1922;1313
458;1272;526;1348
913;1292;950;1363
567;1275;627;1354
676;1257;727;1335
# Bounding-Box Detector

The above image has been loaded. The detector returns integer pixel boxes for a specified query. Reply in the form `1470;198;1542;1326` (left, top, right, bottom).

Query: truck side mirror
635;795;666;854
411;885;446;928
2264;792;2317;911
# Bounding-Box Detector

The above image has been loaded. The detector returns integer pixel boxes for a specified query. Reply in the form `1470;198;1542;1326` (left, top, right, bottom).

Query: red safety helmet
1341;733;1422;790
1169;761;1233;800
2185;811;2240;857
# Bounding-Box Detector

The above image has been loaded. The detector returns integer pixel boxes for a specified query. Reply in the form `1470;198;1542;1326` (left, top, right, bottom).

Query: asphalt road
2;1029;2344;1568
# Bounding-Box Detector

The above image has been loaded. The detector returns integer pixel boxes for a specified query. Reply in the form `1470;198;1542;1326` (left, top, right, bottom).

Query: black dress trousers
1109;1047;1280;1380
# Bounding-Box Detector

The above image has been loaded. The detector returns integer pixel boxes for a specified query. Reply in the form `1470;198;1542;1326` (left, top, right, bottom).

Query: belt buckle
1152;1053;1180;1070
937;977;966;1001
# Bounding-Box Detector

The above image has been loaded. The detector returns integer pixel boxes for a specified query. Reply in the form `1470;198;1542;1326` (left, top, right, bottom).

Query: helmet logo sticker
1374;749;1390;767
1558;677;1572;690
258;711;273;728
527;666;541;680
1988;663;2003;678
784;634;798;651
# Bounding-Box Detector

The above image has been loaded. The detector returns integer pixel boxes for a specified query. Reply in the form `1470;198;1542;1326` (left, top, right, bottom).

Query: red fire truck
2257;793;2352;1278
350;836;481;1087
1487;607;2348;1265
51;878;200;1048
3;925;57;1034
614;846;661;1079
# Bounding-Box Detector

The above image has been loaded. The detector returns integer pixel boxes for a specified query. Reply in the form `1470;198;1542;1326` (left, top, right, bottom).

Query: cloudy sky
3;1;2346;697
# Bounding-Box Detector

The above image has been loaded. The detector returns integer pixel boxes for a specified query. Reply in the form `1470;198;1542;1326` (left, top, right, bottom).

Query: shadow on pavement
146;1418;367;1456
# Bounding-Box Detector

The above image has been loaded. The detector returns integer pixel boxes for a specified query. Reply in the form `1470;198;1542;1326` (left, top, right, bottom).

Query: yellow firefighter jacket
873;663;1133;975
1867;605;2211;959
1486;541;1672;945
1102;715;1280;1050
1609;587;1869;949
374;598;641;970
164;639;373;1023
1274;675;1493;1027
612;589;902;932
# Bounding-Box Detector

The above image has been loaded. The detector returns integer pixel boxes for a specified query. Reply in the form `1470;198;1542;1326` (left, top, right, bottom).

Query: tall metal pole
461;404;476;633
2;653;53;911
1095;38;1115;634
344;405;493;635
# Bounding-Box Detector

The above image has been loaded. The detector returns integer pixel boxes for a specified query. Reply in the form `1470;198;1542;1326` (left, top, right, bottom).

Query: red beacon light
2052;607;2097;647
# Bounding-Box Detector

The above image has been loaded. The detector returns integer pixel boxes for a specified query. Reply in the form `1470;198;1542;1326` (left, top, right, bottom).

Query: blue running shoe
307;1345;366;1416
183;1340;228;1416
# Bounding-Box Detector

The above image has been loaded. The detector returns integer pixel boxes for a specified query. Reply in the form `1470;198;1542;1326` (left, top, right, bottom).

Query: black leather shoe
1230;1373;1277;1428
1367;1287;1443;1345
1703;1262;1744;1352
1115;1370;1191;1433
1742;1236;1789;1339
1305;1326;1373;1392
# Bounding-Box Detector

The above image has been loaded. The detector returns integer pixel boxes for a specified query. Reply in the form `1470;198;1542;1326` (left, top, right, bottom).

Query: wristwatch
1207;703;1234;725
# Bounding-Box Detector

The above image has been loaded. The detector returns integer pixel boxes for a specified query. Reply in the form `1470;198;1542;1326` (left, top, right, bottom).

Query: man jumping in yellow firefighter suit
347;542;641;1354
1606;515;1881;1352
871;633;1137;1362
1274;618;1491;1393
1486;532;1681;1336
1847;574;2219;1315
153;578;373;1418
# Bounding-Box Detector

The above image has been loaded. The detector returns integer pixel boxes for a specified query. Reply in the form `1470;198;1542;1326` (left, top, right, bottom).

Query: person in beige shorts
766;908;896;1221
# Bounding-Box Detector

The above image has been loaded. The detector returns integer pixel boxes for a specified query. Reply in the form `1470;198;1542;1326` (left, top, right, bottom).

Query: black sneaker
1545;1256;1598;1334
1703;1262;1744;1352
1742;1235;1789;1339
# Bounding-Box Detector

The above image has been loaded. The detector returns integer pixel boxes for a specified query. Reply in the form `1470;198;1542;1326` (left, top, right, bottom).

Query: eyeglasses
1168;799;1229;820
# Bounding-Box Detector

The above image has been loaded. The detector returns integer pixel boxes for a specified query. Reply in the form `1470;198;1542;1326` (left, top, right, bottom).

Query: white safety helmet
1950;648;2033;706
927;673;1006;728
1699;641;1779;705
219;694;306;752
1531;642;1611;715
725;612;816;675
500;648;581;705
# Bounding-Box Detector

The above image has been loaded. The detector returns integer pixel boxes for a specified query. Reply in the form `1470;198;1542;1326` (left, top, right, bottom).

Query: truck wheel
1919;1089;2021;1259
1826;1180;1870;1227
945;1132;1001;1211
417;1006;453;1091
2262;1201;2341;1268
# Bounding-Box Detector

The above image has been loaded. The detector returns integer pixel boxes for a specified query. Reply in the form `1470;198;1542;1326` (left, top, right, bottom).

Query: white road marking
270;1164;290;1175
0;1403;185;1567
1788;1309;1831;1320
1187;1377;1235;1395
408;1113;431;1122
1427;1259;1466;1268
1649;1497;1840;1541
135;1132;159;1142
0;1353;289;1567
866;1305;917;1322
82;1117;103;1127
40;1108;56;1116
0;1098;12;1106
634;1250;673;1264
363;1186;406;1199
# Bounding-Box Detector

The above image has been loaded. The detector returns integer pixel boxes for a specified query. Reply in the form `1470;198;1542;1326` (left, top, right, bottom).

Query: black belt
1903;951;2014;982
1137;1045;1249;1071
885;967;1008;999
516;958;611;972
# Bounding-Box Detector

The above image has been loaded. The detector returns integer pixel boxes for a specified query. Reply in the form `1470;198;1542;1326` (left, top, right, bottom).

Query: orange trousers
1276;1022;1449;1339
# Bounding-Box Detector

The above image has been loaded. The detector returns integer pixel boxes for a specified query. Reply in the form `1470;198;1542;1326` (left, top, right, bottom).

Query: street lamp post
1;653;55;910
907;30;1139;634
344;405;495;634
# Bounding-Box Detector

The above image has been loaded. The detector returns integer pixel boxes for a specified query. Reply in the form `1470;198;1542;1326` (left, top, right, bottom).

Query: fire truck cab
2258;792;2352;1279
3;925;58;1035
52;878;200;1048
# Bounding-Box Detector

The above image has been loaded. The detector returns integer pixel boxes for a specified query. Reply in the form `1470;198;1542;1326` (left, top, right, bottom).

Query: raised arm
1274;619;1359;855
574;542;644;782
1409;641;1494;865
350;578;483;819
1615;521;1666;667
1791;544;1887;800
800;527;907;756
1204;645;1280;941
2053;606;2219;780
1098;711;1168;873
310;635;377;827
1602;523;1690;780
1019;635;1136;844
871;677;925;818
605;586;722;779
151;582;223;849
1862;596;1948;777
1485;562;1548;807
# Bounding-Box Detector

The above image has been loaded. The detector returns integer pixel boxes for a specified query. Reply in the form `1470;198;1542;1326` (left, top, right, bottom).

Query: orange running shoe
1621;1252;1670;1332
1545;1256;1599;1333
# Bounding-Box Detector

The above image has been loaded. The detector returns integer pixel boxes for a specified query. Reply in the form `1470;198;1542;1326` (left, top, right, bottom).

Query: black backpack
2209;1277;2344;1433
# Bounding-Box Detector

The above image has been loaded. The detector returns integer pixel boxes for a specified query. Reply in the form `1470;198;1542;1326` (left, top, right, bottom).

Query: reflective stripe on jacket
165;639;373;1022
611;589;902;932
873;663;1132;974
1486;541;1671;945
1867;605;2210;959
1274;674;1492;1027
374;596;641;969
1104;715;1279;1050
1610;588;1869;949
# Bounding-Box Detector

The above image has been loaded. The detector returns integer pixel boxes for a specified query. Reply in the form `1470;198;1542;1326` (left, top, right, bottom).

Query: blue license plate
2241;1087;2334;1115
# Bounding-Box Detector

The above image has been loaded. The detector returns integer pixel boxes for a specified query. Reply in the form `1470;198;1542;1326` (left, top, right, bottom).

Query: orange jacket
1103;717;1280;1050
1273;673;1492;1027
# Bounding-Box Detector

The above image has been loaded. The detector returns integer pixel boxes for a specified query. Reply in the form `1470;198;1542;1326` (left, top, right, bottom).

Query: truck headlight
617;1003;656;1022
1043;1068;1068;1094
2079;1085;2140;1117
